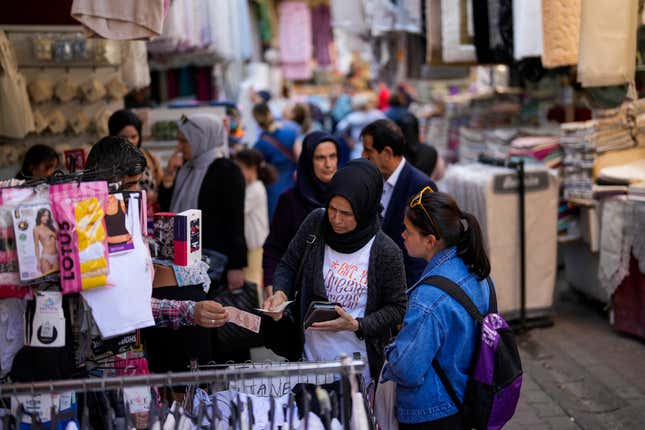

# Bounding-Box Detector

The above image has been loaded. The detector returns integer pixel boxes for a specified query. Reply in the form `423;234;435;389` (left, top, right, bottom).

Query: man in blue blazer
361;119;437;287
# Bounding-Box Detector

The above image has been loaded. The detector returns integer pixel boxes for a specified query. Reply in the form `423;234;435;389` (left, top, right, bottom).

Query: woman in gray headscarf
159;114;247;291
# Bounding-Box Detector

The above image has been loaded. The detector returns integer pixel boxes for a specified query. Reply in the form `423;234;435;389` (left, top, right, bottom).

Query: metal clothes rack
477;154;554;333
0;359;365;397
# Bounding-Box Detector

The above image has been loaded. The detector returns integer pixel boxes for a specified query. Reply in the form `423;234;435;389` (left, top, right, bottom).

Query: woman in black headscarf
108;109;163;214
264;159;407;381
262;131;339;294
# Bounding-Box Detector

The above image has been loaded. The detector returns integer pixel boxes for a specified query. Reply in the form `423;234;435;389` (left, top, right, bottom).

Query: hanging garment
194;390;300;430
147;0;183;54
577;0;639;87
311;4;333;66
541;0;581;68
81;193;155;337
204;0;253;62
121;41;151;90
0;298;25;378
330;0;368;34
11;392;78;430
71;0;166;40
425;0;442;64
279;2;313;80
0;31;35;139
472;0;514;64
441;0;476;62
395;0;423;34
350;392;369;430
512;0;543;60
598;200;645;296
365;0;398;37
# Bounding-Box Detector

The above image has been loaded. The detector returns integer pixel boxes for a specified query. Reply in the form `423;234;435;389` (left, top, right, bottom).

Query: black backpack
415;275;523;429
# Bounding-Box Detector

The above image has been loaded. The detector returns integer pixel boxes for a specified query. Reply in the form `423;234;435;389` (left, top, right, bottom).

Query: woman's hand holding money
263;291;289;321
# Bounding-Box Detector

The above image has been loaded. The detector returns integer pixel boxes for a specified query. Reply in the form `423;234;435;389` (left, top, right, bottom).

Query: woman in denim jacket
381;189;492;429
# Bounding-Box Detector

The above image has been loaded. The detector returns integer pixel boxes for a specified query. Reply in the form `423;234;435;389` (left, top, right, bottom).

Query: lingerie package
0;188;36;299
50;181;110;294
9;185;59;282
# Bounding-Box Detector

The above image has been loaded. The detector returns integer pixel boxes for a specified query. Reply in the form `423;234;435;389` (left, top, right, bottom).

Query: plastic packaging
0;188;34;298
50;181;110;294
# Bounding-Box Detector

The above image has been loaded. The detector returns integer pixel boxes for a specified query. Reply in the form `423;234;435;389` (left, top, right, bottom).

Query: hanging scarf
296;131;339;207
323;159;383;254
170;114;228;213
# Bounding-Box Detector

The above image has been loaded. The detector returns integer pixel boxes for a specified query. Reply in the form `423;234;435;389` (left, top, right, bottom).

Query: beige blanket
578;0;639;87
541;0;581;68
72;0;165;40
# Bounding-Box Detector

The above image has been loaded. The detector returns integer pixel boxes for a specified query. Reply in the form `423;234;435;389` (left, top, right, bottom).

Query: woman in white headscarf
159;114;247;292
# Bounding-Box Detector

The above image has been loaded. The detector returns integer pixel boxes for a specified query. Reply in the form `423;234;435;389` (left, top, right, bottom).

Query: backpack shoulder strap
432;359;463;412
421;275;483;322
486;276;498;314
420;274;485;414
261;132;296;163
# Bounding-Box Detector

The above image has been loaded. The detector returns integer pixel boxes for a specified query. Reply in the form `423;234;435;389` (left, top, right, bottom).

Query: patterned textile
150;297;195;329
153;259;211;292
279;2;313;80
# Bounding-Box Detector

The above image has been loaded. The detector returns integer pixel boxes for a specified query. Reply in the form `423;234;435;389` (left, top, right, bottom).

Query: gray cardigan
273;208;408;379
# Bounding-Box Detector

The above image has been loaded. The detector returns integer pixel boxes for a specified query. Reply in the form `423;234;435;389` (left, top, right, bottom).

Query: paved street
506;287;645;429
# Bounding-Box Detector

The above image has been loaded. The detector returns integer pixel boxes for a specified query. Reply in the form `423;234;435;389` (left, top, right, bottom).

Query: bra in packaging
50;181;110;294
10;186;59;282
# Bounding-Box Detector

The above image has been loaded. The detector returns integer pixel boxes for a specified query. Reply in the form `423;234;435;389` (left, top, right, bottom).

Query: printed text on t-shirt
324;260;367;310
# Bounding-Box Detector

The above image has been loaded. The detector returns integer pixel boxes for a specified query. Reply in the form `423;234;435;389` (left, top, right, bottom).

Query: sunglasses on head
409;186;441;238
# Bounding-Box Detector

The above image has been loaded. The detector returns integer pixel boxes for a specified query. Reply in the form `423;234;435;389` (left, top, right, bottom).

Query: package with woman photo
0;188;34;298
12;201;59;281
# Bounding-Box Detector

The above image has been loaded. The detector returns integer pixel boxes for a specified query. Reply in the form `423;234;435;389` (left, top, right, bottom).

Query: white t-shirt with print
304;237;374;382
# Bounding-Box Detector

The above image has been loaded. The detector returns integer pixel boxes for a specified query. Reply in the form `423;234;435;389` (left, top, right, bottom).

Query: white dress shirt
380;158;406;216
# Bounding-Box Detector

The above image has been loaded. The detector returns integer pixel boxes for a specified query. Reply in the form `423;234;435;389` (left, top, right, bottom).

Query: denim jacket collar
407;246;458;293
